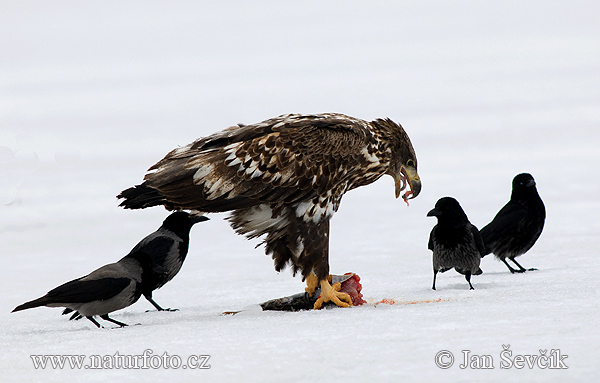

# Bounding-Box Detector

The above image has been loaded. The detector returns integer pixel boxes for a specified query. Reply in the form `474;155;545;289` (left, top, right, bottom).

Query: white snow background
1;1;599;382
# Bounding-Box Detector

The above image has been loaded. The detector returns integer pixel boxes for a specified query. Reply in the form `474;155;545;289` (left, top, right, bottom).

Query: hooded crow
128;211;208;311
12;251;157;328
480;173;546;273
427;197;485;290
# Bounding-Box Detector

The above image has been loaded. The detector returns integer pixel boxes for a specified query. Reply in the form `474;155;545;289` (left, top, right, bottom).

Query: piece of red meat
339;273;366;306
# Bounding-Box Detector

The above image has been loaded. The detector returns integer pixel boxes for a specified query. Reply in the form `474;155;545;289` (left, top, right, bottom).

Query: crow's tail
12;296;50;312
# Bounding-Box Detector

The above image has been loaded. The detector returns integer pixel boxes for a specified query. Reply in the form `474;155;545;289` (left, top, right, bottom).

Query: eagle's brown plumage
118;113;421;307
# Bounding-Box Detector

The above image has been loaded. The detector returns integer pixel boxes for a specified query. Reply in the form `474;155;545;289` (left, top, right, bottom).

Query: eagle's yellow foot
313;279;353;309
305;273;319;297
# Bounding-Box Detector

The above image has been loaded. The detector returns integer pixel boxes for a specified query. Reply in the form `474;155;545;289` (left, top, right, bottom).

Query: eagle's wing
143;114;373;212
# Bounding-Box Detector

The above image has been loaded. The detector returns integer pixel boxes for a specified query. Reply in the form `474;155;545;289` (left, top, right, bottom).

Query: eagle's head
373;118;421;204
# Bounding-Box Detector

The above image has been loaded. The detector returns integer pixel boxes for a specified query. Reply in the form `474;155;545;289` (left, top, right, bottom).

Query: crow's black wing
480;202;527;245
46;277;131;303
469;224;486;255
131;236;176;265
428;227;436;251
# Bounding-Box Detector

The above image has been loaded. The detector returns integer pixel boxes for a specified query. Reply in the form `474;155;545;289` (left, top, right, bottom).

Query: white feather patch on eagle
249;168;264;179
295;199;335;223
223;143;243;167
226;156;242;167
223;142;238;152
225;151;238;163
172;144;193;156
245;161;259;176
236;204;288;238
361;146;381;166
293;237;304;259
192;163;215;184
204;177;238;200
272;121;286;129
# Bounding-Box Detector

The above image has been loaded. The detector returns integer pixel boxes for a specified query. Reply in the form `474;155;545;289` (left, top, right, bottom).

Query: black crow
128;212;208;311
480;173;545;273
12;251;157;328
427;197;485;290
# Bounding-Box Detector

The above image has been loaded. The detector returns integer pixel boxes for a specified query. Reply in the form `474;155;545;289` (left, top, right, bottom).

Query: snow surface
1;1;599;382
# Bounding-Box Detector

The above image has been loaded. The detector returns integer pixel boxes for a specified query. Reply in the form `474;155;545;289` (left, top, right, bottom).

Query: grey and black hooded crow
12;251;157;328
428;197;485;290
128;211;208;311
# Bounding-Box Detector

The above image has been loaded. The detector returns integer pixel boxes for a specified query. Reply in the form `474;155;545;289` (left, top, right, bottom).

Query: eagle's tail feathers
117;183;166;209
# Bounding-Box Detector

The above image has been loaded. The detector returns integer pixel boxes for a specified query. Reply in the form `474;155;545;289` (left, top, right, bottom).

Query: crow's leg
465;271;474;290
510;257;537;272
85;316;102;328
145;296;178;312
99;314;128;327
501;258;520;273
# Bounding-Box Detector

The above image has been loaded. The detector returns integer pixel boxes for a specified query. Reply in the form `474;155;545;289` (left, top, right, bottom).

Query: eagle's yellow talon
313;279;352;309
331;281;341;292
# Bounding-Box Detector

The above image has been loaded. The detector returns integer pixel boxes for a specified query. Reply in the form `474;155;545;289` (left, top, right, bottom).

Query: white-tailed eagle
118;113;421;308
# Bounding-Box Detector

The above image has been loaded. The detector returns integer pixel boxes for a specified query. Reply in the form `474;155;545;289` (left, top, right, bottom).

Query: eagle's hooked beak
395;165;421;204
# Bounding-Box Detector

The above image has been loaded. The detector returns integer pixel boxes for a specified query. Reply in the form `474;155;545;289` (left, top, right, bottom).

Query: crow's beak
525;179;536;187
190;214;210;224
427;208;441;217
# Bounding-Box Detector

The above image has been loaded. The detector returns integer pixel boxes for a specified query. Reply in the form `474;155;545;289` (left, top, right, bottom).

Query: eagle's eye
406;159;415;167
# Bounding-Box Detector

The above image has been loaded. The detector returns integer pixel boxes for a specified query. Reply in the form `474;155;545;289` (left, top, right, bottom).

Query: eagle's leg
305;273;319;297
313;279;353;309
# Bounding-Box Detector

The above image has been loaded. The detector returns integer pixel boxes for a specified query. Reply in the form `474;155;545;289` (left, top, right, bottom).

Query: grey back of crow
12;251;156;328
